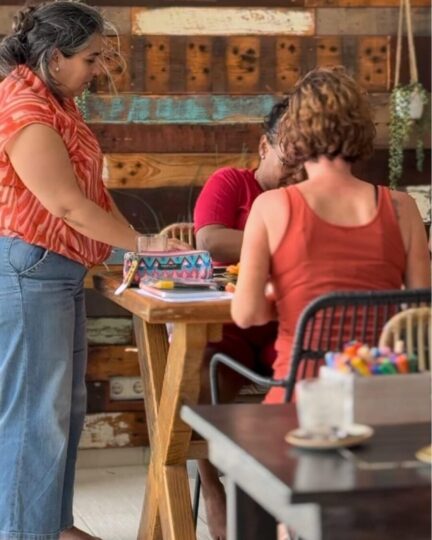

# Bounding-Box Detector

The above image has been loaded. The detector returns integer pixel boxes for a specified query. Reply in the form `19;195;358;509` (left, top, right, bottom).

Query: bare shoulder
254;188;287;209
388;190;418;219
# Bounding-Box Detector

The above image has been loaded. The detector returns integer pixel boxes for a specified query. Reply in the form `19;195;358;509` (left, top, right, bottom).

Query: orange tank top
265;184;406;404
0;66;111;267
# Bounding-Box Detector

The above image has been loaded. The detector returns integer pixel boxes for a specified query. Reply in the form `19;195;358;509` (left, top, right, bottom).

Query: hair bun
12;6;37;35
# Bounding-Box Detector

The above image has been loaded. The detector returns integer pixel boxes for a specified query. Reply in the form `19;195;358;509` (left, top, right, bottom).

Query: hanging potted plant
388;0;429;189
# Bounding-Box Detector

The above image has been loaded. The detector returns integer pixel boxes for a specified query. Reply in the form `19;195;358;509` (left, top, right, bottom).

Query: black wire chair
210;288;431;404
192;288;431;526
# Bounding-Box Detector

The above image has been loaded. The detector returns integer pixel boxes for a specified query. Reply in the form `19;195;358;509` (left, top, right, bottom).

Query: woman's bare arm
6;124;138;251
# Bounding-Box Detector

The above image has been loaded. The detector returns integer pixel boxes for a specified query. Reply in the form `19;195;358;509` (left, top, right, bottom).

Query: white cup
296;378;352;438
136;234;168;253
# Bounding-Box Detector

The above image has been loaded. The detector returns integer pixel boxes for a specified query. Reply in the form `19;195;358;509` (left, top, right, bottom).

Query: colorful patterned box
123;250;213;285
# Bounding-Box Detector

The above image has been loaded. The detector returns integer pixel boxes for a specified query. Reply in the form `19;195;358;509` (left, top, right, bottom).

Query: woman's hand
167;238;191;251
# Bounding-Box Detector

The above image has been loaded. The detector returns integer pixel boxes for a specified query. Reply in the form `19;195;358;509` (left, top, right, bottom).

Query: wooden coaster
416;445;432;464
285;424;374;450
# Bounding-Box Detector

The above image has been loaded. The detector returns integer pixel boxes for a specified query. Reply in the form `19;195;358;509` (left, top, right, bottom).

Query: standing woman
231;67;430;405
0;2;138;539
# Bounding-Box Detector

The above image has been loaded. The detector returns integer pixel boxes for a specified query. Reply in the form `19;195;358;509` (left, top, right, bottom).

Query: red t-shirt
194;167;263;235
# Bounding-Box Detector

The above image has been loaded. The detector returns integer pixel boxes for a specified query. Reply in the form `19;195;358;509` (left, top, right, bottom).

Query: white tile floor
74;450;211;540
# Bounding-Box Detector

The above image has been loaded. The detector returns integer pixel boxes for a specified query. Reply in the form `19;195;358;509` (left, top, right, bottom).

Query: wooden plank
352;149;431;186
226;36;261;93
0;6;18;34
144;35;171;94
275;37;302;91
186;36;213;93
87;345;140;381
89;123;264;153
87;317;133;345
109;186;202;233
101;7;131;35
96;35;132;93
85;288;130;317
316;8;431;35
357;36;390;91
316;36;343;67
390;36;431;91
79;412;147;448
86;94;278;123
307;0;429;5
132;7;315;36
103;153;258;189
76;0;307;5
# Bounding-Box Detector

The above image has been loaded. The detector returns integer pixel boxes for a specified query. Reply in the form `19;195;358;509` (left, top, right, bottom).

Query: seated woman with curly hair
231;67;430;405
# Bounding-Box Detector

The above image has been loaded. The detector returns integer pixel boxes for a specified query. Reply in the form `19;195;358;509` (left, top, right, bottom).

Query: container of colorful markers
324;340;419;376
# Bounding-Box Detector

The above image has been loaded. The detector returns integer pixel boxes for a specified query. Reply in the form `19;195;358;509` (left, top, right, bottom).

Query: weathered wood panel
110;186;202;232
226;36;261;93
87;317;133;345
275;37;302;91
89;33;427;94
145;35;171;94
103;153;258;188
85;289;130;317
186;36;213;93
89;123;264;153
357;36;390;91
390;36;431;91
86;94;277;123
87;94;431;150
81;0;308;6
316;8;431;35
79;412;147;448
307;0;429;5
87;345;140;381
316;36;343;67
132;7;315;36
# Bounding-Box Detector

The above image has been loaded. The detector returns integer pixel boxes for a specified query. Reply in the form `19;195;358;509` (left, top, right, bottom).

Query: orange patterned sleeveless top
0;66;111;267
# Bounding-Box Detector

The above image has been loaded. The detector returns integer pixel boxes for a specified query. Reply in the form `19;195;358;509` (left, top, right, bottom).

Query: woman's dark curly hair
279;67;376;171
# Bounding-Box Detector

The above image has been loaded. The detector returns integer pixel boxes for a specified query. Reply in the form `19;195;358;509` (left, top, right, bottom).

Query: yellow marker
351;356;371;376
154;280;175;289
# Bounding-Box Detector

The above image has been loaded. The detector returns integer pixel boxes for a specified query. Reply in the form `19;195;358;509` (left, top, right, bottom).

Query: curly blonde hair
279;67;376;170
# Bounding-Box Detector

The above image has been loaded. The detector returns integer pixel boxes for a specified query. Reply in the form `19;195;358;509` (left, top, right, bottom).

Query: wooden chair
159;222;196;248
379;306;431;371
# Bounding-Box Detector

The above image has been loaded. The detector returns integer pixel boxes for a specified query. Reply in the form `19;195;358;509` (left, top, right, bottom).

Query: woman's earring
260;154;265;160
55;66;60;72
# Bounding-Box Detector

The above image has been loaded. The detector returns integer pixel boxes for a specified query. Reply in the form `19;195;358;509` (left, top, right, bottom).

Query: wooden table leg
134;318;211;540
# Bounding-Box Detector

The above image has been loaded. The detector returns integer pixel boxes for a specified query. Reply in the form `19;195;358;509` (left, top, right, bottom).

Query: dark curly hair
279;67;376;171
263;96;290;145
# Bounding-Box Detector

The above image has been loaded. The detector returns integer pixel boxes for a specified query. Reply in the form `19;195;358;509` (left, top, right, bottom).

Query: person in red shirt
193;97;295;540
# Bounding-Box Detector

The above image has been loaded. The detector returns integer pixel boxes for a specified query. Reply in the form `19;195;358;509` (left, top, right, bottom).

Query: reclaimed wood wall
1;1;430;448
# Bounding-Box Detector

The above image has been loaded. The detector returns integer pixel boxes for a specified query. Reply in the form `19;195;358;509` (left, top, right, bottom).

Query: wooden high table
94;271;232;540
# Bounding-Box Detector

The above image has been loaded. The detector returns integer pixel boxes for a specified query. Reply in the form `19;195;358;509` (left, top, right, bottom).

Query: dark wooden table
94;271;232;540
181;403;431;540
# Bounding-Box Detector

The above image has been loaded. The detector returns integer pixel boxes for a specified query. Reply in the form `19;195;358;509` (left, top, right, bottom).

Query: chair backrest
159;222;196;248
378;307;431;371
284;288;431;401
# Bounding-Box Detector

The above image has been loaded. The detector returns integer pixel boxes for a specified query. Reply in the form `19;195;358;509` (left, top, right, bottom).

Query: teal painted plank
87;94;278;124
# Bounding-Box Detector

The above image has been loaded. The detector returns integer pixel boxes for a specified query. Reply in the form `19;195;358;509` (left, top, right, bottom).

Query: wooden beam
86;94;278;123
80;411;148;448
103;153;258;189
132;7;315;36
87;345;140;381
316;7;431;35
